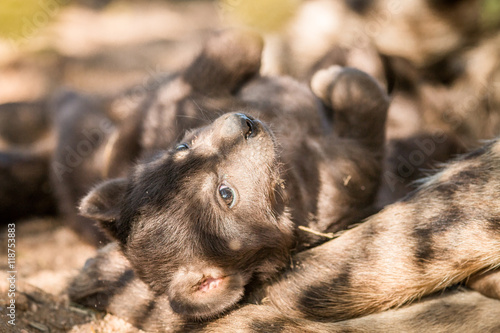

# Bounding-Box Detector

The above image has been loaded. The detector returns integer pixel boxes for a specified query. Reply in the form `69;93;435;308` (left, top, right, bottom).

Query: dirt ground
0;218;143;332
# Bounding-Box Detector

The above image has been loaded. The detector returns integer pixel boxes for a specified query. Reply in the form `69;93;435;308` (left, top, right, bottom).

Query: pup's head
80;112;294;319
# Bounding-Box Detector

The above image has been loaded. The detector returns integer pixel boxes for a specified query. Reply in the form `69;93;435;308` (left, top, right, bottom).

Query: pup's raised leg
182;29;263;95
302;66;390;237
311;65;389;152
134;29;264;153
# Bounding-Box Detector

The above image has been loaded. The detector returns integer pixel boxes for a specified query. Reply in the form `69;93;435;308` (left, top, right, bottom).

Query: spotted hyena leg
310;65;389;151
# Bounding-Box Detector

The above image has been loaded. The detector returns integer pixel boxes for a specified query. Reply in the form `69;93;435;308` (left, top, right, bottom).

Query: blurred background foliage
1;0;499;42
219;0;300;32
0;0;58;40
0;0;300;41
482;0;500;29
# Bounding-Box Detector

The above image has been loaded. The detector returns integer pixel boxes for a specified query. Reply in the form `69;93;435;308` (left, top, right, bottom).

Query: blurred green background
1;0;499;42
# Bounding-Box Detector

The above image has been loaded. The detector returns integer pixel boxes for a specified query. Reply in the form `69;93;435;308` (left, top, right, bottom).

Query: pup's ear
183;29;263;94
79;178;128;241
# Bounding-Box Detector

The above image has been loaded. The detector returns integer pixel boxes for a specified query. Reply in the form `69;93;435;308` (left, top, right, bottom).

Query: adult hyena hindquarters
202;290;500;333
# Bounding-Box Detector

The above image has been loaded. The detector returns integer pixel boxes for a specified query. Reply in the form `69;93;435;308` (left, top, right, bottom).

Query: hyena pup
67;29;389;323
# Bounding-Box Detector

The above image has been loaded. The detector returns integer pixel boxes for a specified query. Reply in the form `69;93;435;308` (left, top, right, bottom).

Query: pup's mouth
198;276;225;292
168;269;246;320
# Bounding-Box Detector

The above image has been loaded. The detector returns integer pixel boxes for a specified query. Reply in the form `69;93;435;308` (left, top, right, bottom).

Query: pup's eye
219;184;236;208
175;143;190;151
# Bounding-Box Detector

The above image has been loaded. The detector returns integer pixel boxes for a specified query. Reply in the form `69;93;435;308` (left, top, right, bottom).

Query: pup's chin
167;266;247;320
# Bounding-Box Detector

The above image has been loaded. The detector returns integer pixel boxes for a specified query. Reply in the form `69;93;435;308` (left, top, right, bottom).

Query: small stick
298;226;335;239
28;322;48;332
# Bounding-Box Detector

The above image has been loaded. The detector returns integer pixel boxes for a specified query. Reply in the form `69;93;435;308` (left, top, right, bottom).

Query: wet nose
222;113;257;140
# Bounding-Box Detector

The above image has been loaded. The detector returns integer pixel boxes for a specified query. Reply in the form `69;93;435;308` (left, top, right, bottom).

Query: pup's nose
222;113;257;140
